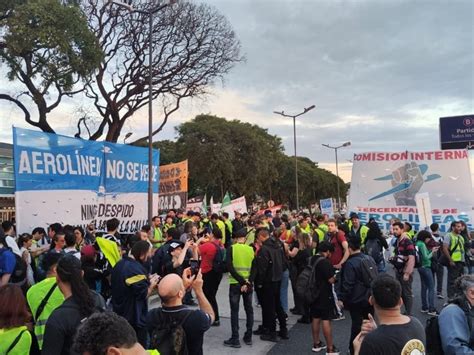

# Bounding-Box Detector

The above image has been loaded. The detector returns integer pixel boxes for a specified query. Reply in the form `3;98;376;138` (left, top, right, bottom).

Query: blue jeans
418;267;435;311
377;259;386;273
229;284;253;339
280;269;289;312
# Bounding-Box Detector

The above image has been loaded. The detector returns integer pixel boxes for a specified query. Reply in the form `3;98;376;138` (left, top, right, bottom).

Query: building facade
0;143;15;222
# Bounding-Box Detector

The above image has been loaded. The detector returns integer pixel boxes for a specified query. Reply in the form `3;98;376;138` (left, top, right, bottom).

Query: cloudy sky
1;0;473;182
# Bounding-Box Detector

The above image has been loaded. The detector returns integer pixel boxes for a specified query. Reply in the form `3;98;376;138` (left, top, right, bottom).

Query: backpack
425;302;473;355
364;238;383;264
295;256;324;305
150;309;193;355
212;242;227;273
425;316;444;355
359;254;378;287
0;248;27;284
414;245;422;268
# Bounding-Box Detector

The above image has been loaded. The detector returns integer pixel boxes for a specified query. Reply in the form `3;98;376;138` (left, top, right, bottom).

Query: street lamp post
273;105;315;211
123;132;133;144
108;0;175;225
322;141;351;211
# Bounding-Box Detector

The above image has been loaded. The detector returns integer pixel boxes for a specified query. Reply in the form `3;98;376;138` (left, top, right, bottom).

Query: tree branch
0;93;35;127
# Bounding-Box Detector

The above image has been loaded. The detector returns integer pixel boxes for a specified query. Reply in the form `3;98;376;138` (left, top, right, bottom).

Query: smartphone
189;259;201;276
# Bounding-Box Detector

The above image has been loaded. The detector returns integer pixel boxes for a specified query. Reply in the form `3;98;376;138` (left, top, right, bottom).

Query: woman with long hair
0;284;39;354
42;254;105;354
18;233;35;287
74;226;88;250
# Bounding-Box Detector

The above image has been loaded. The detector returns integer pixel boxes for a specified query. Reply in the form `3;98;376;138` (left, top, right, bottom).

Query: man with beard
111;240;160;347
390;221;415;316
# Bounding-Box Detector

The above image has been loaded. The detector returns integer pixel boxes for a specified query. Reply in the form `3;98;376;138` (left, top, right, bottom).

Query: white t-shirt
5;235;21;256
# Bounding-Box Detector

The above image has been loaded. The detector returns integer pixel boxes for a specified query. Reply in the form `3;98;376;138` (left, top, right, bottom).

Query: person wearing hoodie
251;228;288;342
390;222;415;316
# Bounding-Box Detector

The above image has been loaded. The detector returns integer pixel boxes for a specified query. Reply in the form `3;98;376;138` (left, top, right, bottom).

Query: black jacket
252;237;284;285
339;252;371;308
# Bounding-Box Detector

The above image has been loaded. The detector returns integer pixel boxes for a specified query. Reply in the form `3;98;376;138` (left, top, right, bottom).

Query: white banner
348;150;474;233
220;196;247;219
186;201;203;212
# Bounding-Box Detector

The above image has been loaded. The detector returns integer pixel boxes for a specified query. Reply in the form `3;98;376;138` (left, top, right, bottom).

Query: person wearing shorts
310;242;340;355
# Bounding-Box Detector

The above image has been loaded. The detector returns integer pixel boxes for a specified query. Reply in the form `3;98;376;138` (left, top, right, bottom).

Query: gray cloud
1;0;472;182
199;0;473;172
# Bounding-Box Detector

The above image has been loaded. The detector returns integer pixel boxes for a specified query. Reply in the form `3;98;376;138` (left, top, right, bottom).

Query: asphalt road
150;266;447;354
268;266;446;355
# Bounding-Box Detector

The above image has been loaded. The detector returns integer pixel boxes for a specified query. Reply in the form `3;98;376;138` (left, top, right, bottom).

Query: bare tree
81;0;243;143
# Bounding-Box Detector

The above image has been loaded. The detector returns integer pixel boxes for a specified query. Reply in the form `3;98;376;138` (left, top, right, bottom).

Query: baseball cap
168;241;184;253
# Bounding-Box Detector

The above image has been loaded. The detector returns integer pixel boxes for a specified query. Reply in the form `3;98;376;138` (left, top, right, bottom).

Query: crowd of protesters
0;208;473;354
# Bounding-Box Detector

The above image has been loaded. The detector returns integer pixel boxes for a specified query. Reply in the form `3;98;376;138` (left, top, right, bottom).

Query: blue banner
13;128;159;193
13;127;160;234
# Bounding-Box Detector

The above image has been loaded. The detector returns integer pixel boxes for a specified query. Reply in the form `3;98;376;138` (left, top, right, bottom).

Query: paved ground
151;267;447;354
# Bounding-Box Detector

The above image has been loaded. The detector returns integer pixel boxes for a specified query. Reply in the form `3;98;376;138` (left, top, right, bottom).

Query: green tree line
148;114;347;210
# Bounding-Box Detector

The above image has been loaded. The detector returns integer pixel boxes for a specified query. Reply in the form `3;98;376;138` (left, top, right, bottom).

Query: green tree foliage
0;0;102;132
150;114;347;209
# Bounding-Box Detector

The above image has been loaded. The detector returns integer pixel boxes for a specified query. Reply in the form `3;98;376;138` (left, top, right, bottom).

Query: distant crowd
0;208;473;355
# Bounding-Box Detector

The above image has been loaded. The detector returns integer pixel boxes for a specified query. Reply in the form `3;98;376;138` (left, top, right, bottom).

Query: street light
273;105;315;211
322;141;351;211
123;132;133;144
108;0;176;225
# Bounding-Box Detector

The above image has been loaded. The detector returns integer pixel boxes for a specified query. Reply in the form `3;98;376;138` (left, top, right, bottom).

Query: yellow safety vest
449;233;465;262
225;220;233;235
229;243;254;285
216;220;227;245
26;277;64;350
96;237;121;267
318;224;328;233
153;228;164;248
245;228;255;246
315;228;325;243
299;224;311;234
0;326;32;354
163;223;176;232
360;226;370;245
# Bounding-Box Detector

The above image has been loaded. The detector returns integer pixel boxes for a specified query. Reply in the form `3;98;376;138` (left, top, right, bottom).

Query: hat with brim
168;241;184;254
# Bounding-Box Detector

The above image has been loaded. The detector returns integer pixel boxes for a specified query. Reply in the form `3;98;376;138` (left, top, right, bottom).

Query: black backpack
295;256;324;305
1;249;28;284
212;243;227;273
359;254;378;288
150;309;193;355
426;303;473;355
364;238;383;264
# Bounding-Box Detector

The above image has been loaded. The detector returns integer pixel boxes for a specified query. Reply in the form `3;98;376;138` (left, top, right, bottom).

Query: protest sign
320;198;334;217
158;160;188;212
348;150;474;232
13;127;159;234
